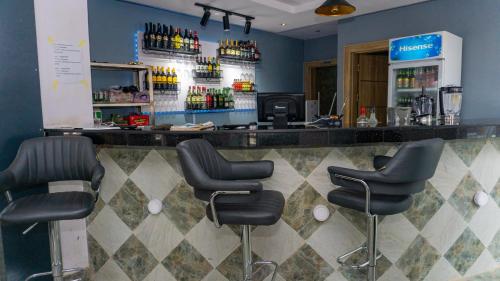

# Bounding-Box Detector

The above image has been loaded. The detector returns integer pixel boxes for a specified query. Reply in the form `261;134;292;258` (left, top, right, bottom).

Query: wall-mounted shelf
93;103;150;108
193;77;222;84
217;55;259;65
90;62;149;71
155;108;255;115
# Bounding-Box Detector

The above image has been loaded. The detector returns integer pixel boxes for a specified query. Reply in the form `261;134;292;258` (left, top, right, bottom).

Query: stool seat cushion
207;190;285;226
0;192;95;224
328;188;413;215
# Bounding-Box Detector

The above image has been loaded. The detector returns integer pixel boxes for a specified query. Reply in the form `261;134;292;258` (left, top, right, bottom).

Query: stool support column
49;221;64;281
367;215;378;281
242;225;253;281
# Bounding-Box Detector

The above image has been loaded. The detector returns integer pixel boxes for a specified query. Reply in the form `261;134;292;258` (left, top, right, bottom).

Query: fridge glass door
391;65;439;108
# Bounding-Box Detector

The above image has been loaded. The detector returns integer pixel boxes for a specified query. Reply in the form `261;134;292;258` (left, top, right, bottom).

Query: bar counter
45;119;500;148
44;122;500;281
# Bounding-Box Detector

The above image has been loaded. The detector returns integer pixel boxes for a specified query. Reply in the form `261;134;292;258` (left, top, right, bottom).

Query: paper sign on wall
51;41;84;84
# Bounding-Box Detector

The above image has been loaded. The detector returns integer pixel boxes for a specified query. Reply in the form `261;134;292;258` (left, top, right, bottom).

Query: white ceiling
124;0;431;39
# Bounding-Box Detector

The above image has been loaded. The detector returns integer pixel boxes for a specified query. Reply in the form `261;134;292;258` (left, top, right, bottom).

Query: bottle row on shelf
186;86;234;110
217;39;260;62
232;79;255;92
194;56;221;79
143;22;200;53
145;66;179;91
396;67;438;90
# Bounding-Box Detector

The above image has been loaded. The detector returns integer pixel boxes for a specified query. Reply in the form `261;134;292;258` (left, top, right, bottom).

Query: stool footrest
247;260;279;281
337;246;382;270
24;267;85;281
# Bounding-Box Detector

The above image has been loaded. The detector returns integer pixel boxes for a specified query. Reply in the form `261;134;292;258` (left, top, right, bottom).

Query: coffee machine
439;86;463;125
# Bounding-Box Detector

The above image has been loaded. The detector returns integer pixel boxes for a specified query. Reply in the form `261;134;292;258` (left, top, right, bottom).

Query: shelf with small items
93;103;150;108
192;70;223;84
396;87;438;93
155;108;256;115
142;44;202;59
217;55;259;65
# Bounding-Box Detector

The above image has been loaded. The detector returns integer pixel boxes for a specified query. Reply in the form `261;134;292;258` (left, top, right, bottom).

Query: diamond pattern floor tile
378;266;410;281
470;142;500;193
163;180;206;235
378;214;419;264
429;144;469;200
87;197;105;224
403;181;445;231
444;228;485;275
95;260;132;281
279;244;334;281
421;202;467;254
130;150;181;200
142;264;176;281
396;235;441;281
307;211;366;270
134;213;184;262
251;220;305;265
201;269;230;281
490;180;500;207
276;147;332;178
338;249;391;281
109;179;149;230
217;245;271;281
282;181;335;239
162;240;213;281
106;148;150;175
185;217;240;267
487;229;500;261
448;173;482;222
464;249;497;278
87;233;109;273
97;149;129;203
469;200;500;246
448;139;486;167
113;235;158;281
261;150;305;199
422;258;460;281
155;149;184;177
87;206;132;256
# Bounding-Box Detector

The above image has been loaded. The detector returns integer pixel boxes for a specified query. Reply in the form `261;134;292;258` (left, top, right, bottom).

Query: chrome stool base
24;221;84;281
241;225;279;281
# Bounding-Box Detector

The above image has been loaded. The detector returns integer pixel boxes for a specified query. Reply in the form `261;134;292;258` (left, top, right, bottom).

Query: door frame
343;40;388;126
304;59;337;101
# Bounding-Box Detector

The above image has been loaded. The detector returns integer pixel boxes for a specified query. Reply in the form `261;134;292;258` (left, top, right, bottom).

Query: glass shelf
155;109;255;115
396;87;438;93
93;103;150;108
217;55;259;65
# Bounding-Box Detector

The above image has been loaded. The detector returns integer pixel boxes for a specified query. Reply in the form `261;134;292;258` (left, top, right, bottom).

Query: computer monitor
257;92;305;128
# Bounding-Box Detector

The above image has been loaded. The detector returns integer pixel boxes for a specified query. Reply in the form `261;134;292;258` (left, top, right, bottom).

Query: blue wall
304;34;338;62
0;0;50;280
336;0;500;119
88;0;304;93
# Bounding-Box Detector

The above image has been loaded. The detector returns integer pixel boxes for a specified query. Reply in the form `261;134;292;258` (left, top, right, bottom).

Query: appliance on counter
388;31;463;124
439;86;463;125
257;92;305;129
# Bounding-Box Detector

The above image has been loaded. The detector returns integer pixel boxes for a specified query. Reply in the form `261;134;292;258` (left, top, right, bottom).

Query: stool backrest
381;138;444;183
0;136;102;191
176;139;228;189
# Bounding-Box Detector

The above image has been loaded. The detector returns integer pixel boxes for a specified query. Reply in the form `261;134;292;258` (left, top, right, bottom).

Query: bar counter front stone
84;138;500;281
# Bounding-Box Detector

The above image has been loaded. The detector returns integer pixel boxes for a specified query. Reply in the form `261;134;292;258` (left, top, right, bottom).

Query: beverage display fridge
387;31;462;122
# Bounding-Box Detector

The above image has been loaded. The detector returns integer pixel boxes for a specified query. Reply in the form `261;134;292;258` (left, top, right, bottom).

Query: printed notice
52;42;84;84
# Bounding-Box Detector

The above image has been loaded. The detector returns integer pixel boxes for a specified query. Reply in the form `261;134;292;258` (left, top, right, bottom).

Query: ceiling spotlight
315;0;356;16
223;13;230;32
200;8;211;26
244;19;252;34
281;23;287;27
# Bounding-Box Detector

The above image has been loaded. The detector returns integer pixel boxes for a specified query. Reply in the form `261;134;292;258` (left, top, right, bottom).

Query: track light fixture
244;18;252;34
195;3;254;34
223;13;230;31
200;8;211;26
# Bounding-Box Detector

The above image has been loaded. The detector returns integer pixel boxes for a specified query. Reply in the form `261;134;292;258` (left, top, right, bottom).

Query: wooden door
355;53;389;125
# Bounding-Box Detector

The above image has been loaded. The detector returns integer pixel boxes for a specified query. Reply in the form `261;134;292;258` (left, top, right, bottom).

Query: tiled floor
83;140;500;281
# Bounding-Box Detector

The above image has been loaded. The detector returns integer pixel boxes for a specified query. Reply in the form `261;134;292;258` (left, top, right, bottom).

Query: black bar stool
176;139;285;281
0;136;105;281
327;138;444;281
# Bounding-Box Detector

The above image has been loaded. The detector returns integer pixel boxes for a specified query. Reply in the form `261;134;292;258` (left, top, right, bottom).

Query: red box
127;114;149;126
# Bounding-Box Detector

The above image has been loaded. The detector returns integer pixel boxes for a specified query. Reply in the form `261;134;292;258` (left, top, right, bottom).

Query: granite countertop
44;119;500;148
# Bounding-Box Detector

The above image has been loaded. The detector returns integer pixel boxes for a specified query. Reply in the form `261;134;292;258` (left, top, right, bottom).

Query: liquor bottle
173;28;180;49
207;57;213;78
195;56;200;77
166;67;172;90
202;57;207;78
254;41;260;61
396;70;404;89
189;30;194;52
172;68;177;91
156;23;162;49
402;69;410;88
167;25;173;49
215;59;221;78
183;29;190;51
161;67;167;90
152;67;158;90
409;69;416;89
150;23;157;48
162;24;169;50
250;40;256;60
193;31;199;52
144;23;150;49
235;41;241;58
179;28;184;50
219;41;225;56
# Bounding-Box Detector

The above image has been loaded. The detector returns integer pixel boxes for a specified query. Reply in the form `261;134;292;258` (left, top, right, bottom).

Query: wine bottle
149;22;156;48
156;23;162;49
189;30;194;52
162;24;168;50
144;23;150;49
183;29;189;51
193;31;199;52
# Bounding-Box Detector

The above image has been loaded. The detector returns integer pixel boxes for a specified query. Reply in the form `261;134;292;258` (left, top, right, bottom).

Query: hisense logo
399;43;433;52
